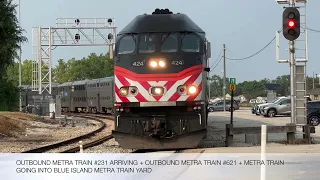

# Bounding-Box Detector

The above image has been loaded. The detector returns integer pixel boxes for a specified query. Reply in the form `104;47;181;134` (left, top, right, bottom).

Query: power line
225;28;283;61
226;48;237;57
226;36;276;61
306;27;320;33
210;56;223;72
210;49;223;69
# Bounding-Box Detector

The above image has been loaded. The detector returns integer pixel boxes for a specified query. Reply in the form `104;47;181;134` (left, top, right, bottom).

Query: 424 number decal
171;60;184;65
132;61;145;67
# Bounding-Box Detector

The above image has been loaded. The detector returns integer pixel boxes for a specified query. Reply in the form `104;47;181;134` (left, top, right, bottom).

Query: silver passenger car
85;76;114;113
71;80;88;112
23;76;115;114
86;78;100;113
58;82;73;112
97;76;114;113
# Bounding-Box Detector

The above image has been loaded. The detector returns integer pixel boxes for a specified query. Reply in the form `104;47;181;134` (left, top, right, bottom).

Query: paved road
135;108;320;180
207;108;320;145
130;149;320;180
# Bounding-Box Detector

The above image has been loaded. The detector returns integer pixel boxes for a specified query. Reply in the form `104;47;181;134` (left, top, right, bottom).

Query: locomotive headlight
150;87;164;96
149;58;166;68
188;86;197;94
158;60;165;67
154;87;162;94
150;61;157;68
119;87;128;96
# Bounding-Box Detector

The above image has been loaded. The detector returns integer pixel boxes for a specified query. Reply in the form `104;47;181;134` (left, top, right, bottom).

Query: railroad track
59;134;113;153
132;149;186;153
21;114;114;153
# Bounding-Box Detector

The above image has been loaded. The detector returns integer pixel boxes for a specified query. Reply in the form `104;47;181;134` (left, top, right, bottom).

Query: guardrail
225;123;315;147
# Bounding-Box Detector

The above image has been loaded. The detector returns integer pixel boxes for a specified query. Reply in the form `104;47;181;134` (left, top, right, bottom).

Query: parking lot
206;108;320;146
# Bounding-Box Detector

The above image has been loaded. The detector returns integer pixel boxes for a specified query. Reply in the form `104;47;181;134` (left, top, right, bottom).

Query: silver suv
254;97;287;115
260;97;291;117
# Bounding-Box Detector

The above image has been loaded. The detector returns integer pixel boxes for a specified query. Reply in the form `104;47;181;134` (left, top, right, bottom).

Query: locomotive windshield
118;35;136;54
181;33;200;52
161;33;178;52
139;34;156;53
117;32;201;55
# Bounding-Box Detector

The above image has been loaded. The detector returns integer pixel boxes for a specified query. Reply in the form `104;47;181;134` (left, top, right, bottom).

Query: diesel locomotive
112;8;212;150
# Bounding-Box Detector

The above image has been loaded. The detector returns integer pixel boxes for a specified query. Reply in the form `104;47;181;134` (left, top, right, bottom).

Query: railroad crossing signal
229;84;236;92
282;7;300;41
229;78;236;84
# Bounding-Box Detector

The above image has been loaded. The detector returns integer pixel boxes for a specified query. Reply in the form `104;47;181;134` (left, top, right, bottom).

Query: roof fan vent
152;8;173;14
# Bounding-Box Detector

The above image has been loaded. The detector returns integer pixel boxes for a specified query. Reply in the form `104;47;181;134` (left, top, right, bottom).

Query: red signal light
288;20;295;28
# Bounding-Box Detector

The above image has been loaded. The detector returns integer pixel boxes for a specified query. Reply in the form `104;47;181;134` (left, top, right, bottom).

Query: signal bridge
32;18;117;95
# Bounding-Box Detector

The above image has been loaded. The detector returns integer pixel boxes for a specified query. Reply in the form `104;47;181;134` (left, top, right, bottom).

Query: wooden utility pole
223;44;226;111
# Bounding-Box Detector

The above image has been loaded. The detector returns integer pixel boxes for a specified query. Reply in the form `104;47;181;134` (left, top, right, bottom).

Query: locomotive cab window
118;35;136;54
161;33;178;52
181;33;200;52
139;34;155;53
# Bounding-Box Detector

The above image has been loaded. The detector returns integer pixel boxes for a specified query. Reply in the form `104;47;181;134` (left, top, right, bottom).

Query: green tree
53;53;113;83
6;62;19;85
272;75;290;96
234;80;267;100
6;60;33;85
53;59;69;83
0;0;27;111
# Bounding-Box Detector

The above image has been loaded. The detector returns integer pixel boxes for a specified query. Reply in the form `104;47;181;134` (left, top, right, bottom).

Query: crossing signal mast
276;0;308;126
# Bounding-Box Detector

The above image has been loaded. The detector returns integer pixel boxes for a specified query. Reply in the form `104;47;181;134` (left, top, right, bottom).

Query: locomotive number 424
132;61;145;67
171;60;184;65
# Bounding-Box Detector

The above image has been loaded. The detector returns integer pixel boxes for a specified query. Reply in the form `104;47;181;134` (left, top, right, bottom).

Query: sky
13;0;320;83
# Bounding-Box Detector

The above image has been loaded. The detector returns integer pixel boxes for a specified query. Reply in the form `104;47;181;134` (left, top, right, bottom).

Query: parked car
307;101;320;126
260;97;291;117
208;100;239;112
253;97;287;115
260;96;314;118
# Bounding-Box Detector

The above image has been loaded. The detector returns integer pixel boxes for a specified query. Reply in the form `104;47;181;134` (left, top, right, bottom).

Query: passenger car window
161;33;178;52
217;102;223;105
139;34;155;53
181;34;200;52
118;35;136;54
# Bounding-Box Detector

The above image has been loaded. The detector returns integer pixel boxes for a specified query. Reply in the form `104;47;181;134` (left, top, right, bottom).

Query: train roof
58;81;73;87
21;76;114;88
98;76;114;83
118;9;205;35
86;78;100;84
72;79;89;85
